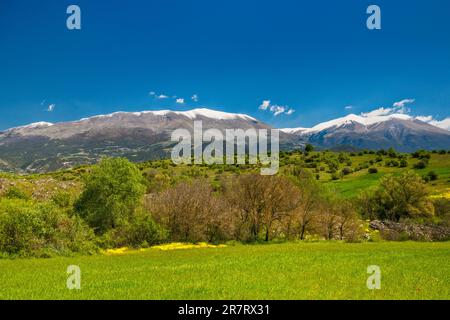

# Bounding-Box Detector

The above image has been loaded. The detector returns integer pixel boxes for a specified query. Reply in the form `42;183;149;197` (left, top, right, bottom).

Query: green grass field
1;242;449;300
324;153;450;197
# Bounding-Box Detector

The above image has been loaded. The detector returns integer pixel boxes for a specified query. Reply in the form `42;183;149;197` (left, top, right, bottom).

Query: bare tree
335;201;360;240
222;174;299;241
288;170;324;240
146;179;234;242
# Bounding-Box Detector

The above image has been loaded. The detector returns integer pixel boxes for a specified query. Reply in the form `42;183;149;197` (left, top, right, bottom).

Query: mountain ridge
1;107;449;173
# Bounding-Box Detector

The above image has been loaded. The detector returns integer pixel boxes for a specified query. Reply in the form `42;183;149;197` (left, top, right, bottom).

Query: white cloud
149;91;156;96
259;100;271;110
157;94;168;99
415;115;433;122
285;108;295;115
361;107;394;117
176;98;185;104
270;105;287;116
393;98;415;108
345;105;353;110
47;104;55;112
191;94;199;102
358;103;449;131
416;116;450;131
361;105;409;118
259;100;294;116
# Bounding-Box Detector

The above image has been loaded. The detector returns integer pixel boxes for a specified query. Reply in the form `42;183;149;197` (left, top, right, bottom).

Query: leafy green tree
387;147;397;158
75;158;146;234
361;171;434;221
413;160;428;169
305;144;314;152
399;158;408;168
427;171;438;181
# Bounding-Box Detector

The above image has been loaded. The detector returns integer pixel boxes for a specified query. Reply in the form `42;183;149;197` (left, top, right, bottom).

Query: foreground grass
1;242;449;300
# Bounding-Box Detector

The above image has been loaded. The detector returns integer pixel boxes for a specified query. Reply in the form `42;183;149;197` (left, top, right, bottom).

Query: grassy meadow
1;242;449;300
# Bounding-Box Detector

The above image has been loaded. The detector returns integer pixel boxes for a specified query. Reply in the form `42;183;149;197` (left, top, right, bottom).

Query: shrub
331;172;340;180
341;167;353;175
368;167;378;174
359;171;434;221
399;158;408;167
51;191;73;208
413;160;427;169
3;187;30;200
387;147;397;158
0;198;96;257
305;144;314;152
433;198;450;227
99;210;167;248
427;171;438;181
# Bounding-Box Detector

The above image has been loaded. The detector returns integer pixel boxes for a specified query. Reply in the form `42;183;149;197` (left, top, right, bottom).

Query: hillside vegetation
0;148;449;258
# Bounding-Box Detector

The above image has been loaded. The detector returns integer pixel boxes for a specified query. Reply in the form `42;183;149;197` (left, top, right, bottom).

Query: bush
305;144;314;152
427;171;438;181
99;211;167;248
359;171;434;221
399;158;408;167
413;160;428;169
433;198;450;227
51;191;73;208
368;167;378;174
331;172;340;180
0;198;96;257
341;167;353;175
3;187;30;200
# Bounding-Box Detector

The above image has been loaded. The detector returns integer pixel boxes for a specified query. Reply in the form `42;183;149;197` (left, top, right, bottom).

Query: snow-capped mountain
0;108;296;172
281;112;412;134
0;107;449;172
281;112;450;152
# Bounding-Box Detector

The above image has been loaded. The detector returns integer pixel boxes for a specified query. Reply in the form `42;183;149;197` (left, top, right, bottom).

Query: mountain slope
282;113;450;152
0;108;298;172
1;108;450;173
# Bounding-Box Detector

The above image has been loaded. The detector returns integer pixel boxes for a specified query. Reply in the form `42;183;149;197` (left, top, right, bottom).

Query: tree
148;179;234;242
413;160;427;169
305;144;314;153
288;170;324;240
399;158;408;168
361;171;434;221
75;158;146;234
334;201;361;241
427;171;438;181
387;147;397;158
223;174;299;241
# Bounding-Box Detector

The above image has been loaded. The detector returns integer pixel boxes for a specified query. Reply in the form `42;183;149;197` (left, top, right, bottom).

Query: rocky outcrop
369;220;450;241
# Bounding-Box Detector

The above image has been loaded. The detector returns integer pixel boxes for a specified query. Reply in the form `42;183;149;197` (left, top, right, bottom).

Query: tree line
0;157;448;258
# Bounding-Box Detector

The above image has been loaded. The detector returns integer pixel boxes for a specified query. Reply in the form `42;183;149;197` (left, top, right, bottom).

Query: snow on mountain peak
281;111;413;134
77;108;257;122
6;121;54;131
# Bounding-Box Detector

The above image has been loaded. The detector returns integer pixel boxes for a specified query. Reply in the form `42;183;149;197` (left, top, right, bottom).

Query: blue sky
1;0;449;130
